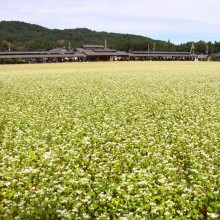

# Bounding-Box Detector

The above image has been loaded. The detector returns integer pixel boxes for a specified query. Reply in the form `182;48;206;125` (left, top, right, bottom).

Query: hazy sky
1;0;219;44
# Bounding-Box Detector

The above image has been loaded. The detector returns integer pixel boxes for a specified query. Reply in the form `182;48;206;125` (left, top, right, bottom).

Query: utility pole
207;44;209;61
153;42;155;52
8;43;11;51
105;39;107;49
68;41;71;51
190;42;195;54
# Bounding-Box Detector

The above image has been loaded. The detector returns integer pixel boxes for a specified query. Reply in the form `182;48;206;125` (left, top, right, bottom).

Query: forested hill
0;20;220;54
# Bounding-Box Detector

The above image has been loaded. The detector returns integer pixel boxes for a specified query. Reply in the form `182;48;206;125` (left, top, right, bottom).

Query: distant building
129;51;198;61
0;44;205;63
74;45;129;61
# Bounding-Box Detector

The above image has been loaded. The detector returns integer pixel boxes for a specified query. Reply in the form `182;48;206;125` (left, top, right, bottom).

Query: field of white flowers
0;62;219;219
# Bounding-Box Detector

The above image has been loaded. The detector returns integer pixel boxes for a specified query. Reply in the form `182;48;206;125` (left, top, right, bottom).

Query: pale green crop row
0;62;219;219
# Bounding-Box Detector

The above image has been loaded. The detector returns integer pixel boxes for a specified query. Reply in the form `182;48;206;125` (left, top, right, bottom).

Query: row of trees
1;21;220;56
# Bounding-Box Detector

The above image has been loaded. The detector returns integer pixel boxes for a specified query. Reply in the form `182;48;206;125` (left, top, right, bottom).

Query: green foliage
210;54;220;61
1;21;219;54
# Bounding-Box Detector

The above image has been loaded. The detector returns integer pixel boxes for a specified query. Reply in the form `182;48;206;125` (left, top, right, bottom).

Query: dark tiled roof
94;48;116;52
83;50;129;56
75;48;84;53
0;54;77;59
0;51;51;55
73;51;86;57
0;50;74;55
82;45;104;49
132;51;191;55
0;48;198;60
130;52;197;57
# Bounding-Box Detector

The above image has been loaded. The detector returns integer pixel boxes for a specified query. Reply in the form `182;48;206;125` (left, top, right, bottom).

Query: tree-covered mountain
0;20;220;54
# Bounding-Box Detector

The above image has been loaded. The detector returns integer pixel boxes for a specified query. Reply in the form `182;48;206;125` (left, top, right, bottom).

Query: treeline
1;21;220;56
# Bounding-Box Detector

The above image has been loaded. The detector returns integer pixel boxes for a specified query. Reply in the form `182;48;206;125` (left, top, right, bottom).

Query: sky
1;0;219;44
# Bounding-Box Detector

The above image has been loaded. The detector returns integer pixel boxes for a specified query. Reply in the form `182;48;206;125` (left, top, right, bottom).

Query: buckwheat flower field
0;62;219;219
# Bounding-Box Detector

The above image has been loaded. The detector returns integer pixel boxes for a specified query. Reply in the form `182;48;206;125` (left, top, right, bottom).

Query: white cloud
0;0;219;43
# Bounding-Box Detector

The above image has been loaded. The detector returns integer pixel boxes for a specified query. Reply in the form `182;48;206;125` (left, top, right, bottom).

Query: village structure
0;43;204;64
